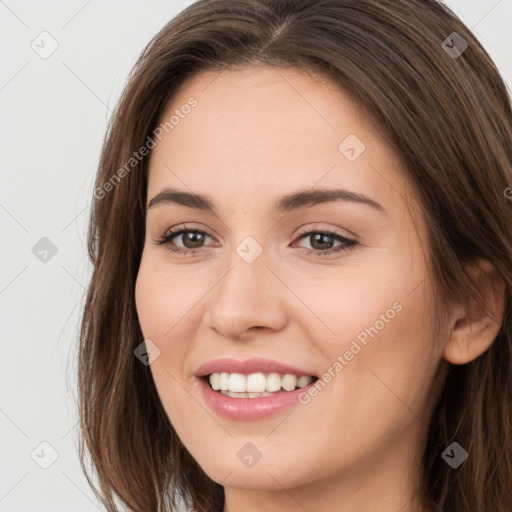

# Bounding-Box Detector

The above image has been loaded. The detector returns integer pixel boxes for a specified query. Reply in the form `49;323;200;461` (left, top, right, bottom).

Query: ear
443;259;506;365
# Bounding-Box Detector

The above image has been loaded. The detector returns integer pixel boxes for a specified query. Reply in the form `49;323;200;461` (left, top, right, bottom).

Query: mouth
195;357;320;418
202;372;319;398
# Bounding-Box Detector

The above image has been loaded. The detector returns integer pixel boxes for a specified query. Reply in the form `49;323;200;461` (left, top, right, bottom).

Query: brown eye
306;232;336;251
154;226;214;254
176;230;207;249
294;228;357;257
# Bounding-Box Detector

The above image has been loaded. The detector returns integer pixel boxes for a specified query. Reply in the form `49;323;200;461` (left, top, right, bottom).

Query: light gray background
1;1;511;510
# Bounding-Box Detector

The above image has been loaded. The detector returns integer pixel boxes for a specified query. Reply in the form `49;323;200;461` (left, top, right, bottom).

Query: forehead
146;66;410;218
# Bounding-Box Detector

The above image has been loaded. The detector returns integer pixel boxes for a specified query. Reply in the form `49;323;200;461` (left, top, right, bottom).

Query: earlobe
443;259;506;365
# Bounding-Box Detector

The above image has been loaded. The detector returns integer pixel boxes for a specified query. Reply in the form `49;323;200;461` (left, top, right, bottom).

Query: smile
207;371;316;398
195;357;319;419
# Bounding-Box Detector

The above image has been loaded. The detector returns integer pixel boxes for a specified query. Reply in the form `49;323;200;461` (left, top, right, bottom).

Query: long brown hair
77;0;512;510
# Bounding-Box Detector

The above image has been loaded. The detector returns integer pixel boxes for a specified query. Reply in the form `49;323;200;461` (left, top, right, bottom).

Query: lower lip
197;376;316;420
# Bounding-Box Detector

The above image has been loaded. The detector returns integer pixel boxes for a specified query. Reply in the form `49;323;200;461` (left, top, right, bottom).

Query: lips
194;357;319;420
195;357;318;379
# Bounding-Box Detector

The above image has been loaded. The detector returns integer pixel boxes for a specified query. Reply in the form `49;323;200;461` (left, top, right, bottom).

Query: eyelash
153;224;357;257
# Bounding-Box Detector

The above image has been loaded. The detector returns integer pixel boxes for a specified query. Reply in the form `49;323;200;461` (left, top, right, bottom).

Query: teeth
219;372;229;391
221;390;274;398
282;374;297;391
210;372;220;390
297;375;312;388
229;373;246;392
208;371;313;394
247;372;266;392
266;372;282;392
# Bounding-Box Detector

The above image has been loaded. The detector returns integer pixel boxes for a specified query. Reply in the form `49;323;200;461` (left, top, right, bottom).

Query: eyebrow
147;186;386;214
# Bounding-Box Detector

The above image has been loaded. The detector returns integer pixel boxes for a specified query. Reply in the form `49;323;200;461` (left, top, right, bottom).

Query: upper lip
195;357;318;378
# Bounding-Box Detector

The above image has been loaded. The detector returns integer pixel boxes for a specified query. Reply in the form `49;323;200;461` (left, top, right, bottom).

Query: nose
203;244;288;341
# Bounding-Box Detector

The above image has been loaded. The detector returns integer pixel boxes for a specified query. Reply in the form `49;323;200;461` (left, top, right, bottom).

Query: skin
134;66;504;512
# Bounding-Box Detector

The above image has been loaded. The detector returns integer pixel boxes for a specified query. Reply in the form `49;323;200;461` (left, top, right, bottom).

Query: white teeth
221;390;274;398
297;375;312;388
207;372;314;395
219;372;229;391
247;372;266;392
248;391;271;398
210;372;220;390
266;372;282;392
282;374;298;391
228;373;246;392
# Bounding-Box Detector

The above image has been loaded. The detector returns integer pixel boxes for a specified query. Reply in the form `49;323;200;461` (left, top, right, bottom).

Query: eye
293;226;357;257
153;224;214;255
152;224;357;257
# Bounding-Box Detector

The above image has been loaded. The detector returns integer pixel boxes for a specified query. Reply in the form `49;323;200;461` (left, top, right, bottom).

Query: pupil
312;233;332;250
185;232;203;248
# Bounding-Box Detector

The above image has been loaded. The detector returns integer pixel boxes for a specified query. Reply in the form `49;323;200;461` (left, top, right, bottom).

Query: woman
78;0;512;510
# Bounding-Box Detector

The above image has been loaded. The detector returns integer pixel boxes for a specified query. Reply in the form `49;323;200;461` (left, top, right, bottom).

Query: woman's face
135;66;445;499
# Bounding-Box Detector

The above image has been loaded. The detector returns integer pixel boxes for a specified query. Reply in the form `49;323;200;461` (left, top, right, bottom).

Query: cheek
134;254;205;406
319;283;439;446
300;250;440;430
135;254;201;340
295;251;429;361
